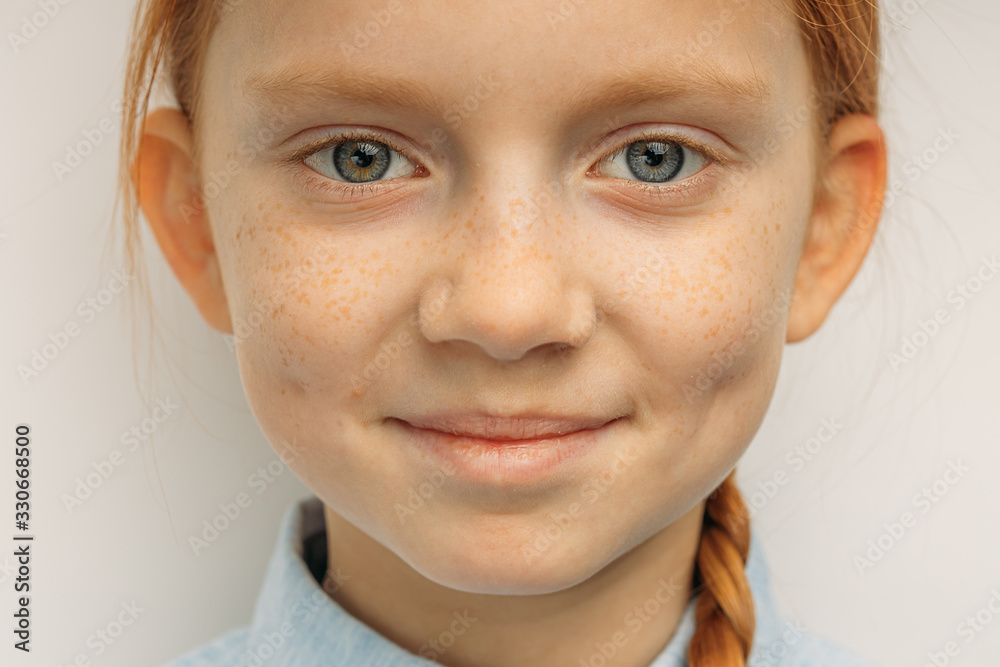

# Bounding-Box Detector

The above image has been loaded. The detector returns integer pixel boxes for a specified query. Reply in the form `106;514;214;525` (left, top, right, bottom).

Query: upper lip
395;413;619;441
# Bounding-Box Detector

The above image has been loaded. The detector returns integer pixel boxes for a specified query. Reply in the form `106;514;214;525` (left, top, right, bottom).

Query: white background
1;0;998;665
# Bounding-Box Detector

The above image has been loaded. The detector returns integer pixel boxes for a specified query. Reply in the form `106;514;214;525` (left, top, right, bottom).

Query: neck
321;502;705;667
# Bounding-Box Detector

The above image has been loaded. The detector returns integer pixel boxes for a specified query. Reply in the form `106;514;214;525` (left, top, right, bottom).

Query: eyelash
592;129;727;200
283;129;420;200
286;128;725;200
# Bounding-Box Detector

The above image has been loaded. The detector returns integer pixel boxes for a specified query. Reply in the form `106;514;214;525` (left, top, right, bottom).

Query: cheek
620;200;801;414
214;204;421;523
212;197;408;437
219;204;406;388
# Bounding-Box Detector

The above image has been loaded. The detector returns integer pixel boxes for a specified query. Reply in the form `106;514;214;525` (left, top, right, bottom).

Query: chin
394;517;612;595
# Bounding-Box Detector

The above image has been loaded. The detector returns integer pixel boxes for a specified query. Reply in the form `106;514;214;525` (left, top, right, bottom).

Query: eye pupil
643;143;665;166
333;140;391;183
626;141;684;183
352;147;375;169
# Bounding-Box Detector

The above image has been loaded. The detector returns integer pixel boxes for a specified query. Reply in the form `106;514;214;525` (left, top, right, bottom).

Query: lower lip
395;419;621;487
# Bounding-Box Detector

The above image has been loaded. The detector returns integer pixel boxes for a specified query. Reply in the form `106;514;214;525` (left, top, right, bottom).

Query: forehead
203;0;808;141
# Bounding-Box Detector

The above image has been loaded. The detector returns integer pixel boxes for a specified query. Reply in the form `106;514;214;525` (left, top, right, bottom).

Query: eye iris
625;141;684;183
332;140;391;183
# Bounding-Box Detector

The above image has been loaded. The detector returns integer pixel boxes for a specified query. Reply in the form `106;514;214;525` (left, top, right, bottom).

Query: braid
687;470;755;666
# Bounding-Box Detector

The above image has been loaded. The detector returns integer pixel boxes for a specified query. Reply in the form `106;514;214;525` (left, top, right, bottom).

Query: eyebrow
241;58;775;123
243;66;455;118
564;58;774;119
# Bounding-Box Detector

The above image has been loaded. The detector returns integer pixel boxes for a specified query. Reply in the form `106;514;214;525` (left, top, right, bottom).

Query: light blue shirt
163;496;882;666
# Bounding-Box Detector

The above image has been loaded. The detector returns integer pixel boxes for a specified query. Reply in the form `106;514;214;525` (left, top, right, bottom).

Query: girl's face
197;0;820;593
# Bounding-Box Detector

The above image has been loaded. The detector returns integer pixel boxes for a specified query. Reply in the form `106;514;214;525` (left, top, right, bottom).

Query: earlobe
786;113;887;343
135;107;233;334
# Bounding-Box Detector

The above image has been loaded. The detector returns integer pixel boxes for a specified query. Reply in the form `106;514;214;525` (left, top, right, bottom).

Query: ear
786;113;887;343
134;107;233;334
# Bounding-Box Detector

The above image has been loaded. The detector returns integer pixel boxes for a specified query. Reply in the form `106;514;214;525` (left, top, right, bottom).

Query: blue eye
600;137;709;184
304;136;417;184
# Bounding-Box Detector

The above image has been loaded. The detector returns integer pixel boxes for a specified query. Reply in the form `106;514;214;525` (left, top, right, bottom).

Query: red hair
116;2;882;664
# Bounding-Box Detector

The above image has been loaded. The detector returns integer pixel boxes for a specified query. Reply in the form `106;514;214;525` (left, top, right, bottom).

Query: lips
392;413;626;486
394;413;616;442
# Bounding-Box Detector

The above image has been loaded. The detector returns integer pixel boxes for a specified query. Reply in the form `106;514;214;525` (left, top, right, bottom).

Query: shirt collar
246;496;790;666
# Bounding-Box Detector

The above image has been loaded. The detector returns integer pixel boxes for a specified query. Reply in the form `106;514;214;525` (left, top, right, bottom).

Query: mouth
394;413;618;442
389;413;627;486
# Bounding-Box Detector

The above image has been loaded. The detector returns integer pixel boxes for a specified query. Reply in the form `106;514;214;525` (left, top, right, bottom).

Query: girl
119;0;888;664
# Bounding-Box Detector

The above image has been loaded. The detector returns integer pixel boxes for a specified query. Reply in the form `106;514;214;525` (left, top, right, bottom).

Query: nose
417;191;597;363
